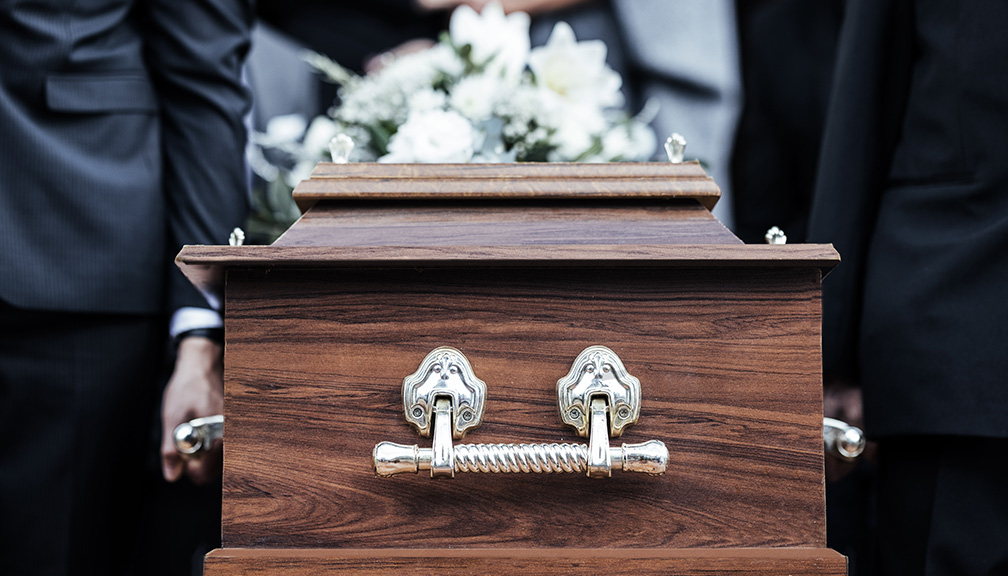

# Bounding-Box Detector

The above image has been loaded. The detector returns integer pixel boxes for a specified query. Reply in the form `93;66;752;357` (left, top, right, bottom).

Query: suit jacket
808;0;1008;437
0;0;252;315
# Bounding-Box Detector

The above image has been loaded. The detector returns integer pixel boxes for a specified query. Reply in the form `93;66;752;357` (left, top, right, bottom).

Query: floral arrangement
246;1;657;241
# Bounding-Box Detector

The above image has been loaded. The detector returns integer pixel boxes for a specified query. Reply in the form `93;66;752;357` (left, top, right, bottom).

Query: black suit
808;0;1008;572
732;0;844;245
809;0;1008;438
0;0;251;573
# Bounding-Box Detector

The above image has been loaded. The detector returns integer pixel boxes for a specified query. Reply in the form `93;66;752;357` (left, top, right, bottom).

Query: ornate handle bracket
373;346;668;478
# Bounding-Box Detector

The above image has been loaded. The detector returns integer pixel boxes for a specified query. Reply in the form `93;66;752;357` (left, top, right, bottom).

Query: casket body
177;163;844;575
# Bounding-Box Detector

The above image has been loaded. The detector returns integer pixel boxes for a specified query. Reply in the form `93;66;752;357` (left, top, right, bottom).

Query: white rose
599;125;633;161
450;74;502;121
551;101;608;160
379;109;476;163
380;51;441;93
589;120;657;162
408;88;448;114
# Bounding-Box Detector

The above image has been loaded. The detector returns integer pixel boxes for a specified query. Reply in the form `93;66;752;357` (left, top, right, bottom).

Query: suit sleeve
141;0;254;312
806;0;913;378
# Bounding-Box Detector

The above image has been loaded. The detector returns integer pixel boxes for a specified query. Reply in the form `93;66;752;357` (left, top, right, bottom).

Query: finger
160;411;182;481
184;458;207;485
161;445;184;482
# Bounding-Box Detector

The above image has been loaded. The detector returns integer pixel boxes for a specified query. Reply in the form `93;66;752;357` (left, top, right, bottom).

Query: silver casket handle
173;414;224;455
373;346;669;479
823;417;866;460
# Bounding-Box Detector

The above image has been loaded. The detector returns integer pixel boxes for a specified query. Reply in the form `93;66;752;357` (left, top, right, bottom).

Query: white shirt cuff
170;307;224;339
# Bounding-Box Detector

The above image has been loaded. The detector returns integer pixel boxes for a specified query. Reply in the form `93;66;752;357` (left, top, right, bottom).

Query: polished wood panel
204;548;847;576
293;162;722;211
194;162;843;574
221;266;826;550
176;244;839;301
273;200;740;247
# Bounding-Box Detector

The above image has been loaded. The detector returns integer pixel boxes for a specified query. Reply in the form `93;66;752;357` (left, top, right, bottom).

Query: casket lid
177;162;839;298
291;161;722;212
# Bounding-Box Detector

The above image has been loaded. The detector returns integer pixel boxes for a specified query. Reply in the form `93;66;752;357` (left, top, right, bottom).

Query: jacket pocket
45;74;157;114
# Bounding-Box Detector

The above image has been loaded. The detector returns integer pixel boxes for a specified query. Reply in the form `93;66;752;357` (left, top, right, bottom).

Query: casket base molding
204;547;846;575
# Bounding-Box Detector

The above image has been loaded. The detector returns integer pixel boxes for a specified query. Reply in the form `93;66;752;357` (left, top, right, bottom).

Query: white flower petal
450;74;503;121
302;116;340;155
381;109;475;163
529;21;623;109
285;160;316;188
450;1;530;81
263;114;307;144
408;88;448;114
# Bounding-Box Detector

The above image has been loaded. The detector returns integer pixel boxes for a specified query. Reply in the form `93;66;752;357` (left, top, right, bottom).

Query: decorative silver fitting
373;346;668;479
557;345;640;438
557;346;665;478
402;347;485;440
664;133;686;163
173;414;224;455
823;417;866;460
764;226;787;245
329;133;354;164
378;347;485;478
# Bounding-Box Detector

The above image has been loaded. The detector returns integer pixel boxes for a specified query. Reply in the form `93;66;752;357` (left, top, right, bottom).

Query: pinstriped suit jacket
0;0;252;315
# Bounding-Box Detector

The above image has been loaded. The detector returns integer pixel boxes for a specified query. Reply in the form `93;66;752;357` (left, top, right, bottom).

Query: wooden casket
177;162;845;575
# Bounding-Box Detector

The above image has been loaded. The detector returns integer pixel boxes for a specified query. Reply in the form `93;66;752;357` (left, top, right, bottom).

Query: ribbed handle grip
374;439;667;476
454;443;587;473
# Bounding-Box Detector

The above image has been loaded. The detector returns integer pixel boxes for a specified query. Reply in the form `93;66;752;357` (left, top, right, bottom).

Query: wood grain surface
221;265;827;550
176;244;839;303
292;162;722;212
203;548;847;575
273;200;739;247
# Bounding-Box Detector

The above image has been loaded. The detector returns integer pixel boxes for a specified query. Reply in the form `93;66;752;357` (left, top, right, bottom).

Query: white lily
449;1;530;82
529;21;623;110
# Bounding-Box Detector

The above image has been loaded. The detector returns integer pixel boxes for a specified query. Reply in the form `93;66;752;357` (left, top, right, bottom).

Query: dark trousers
876;436;1008;576
0;300;163;576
